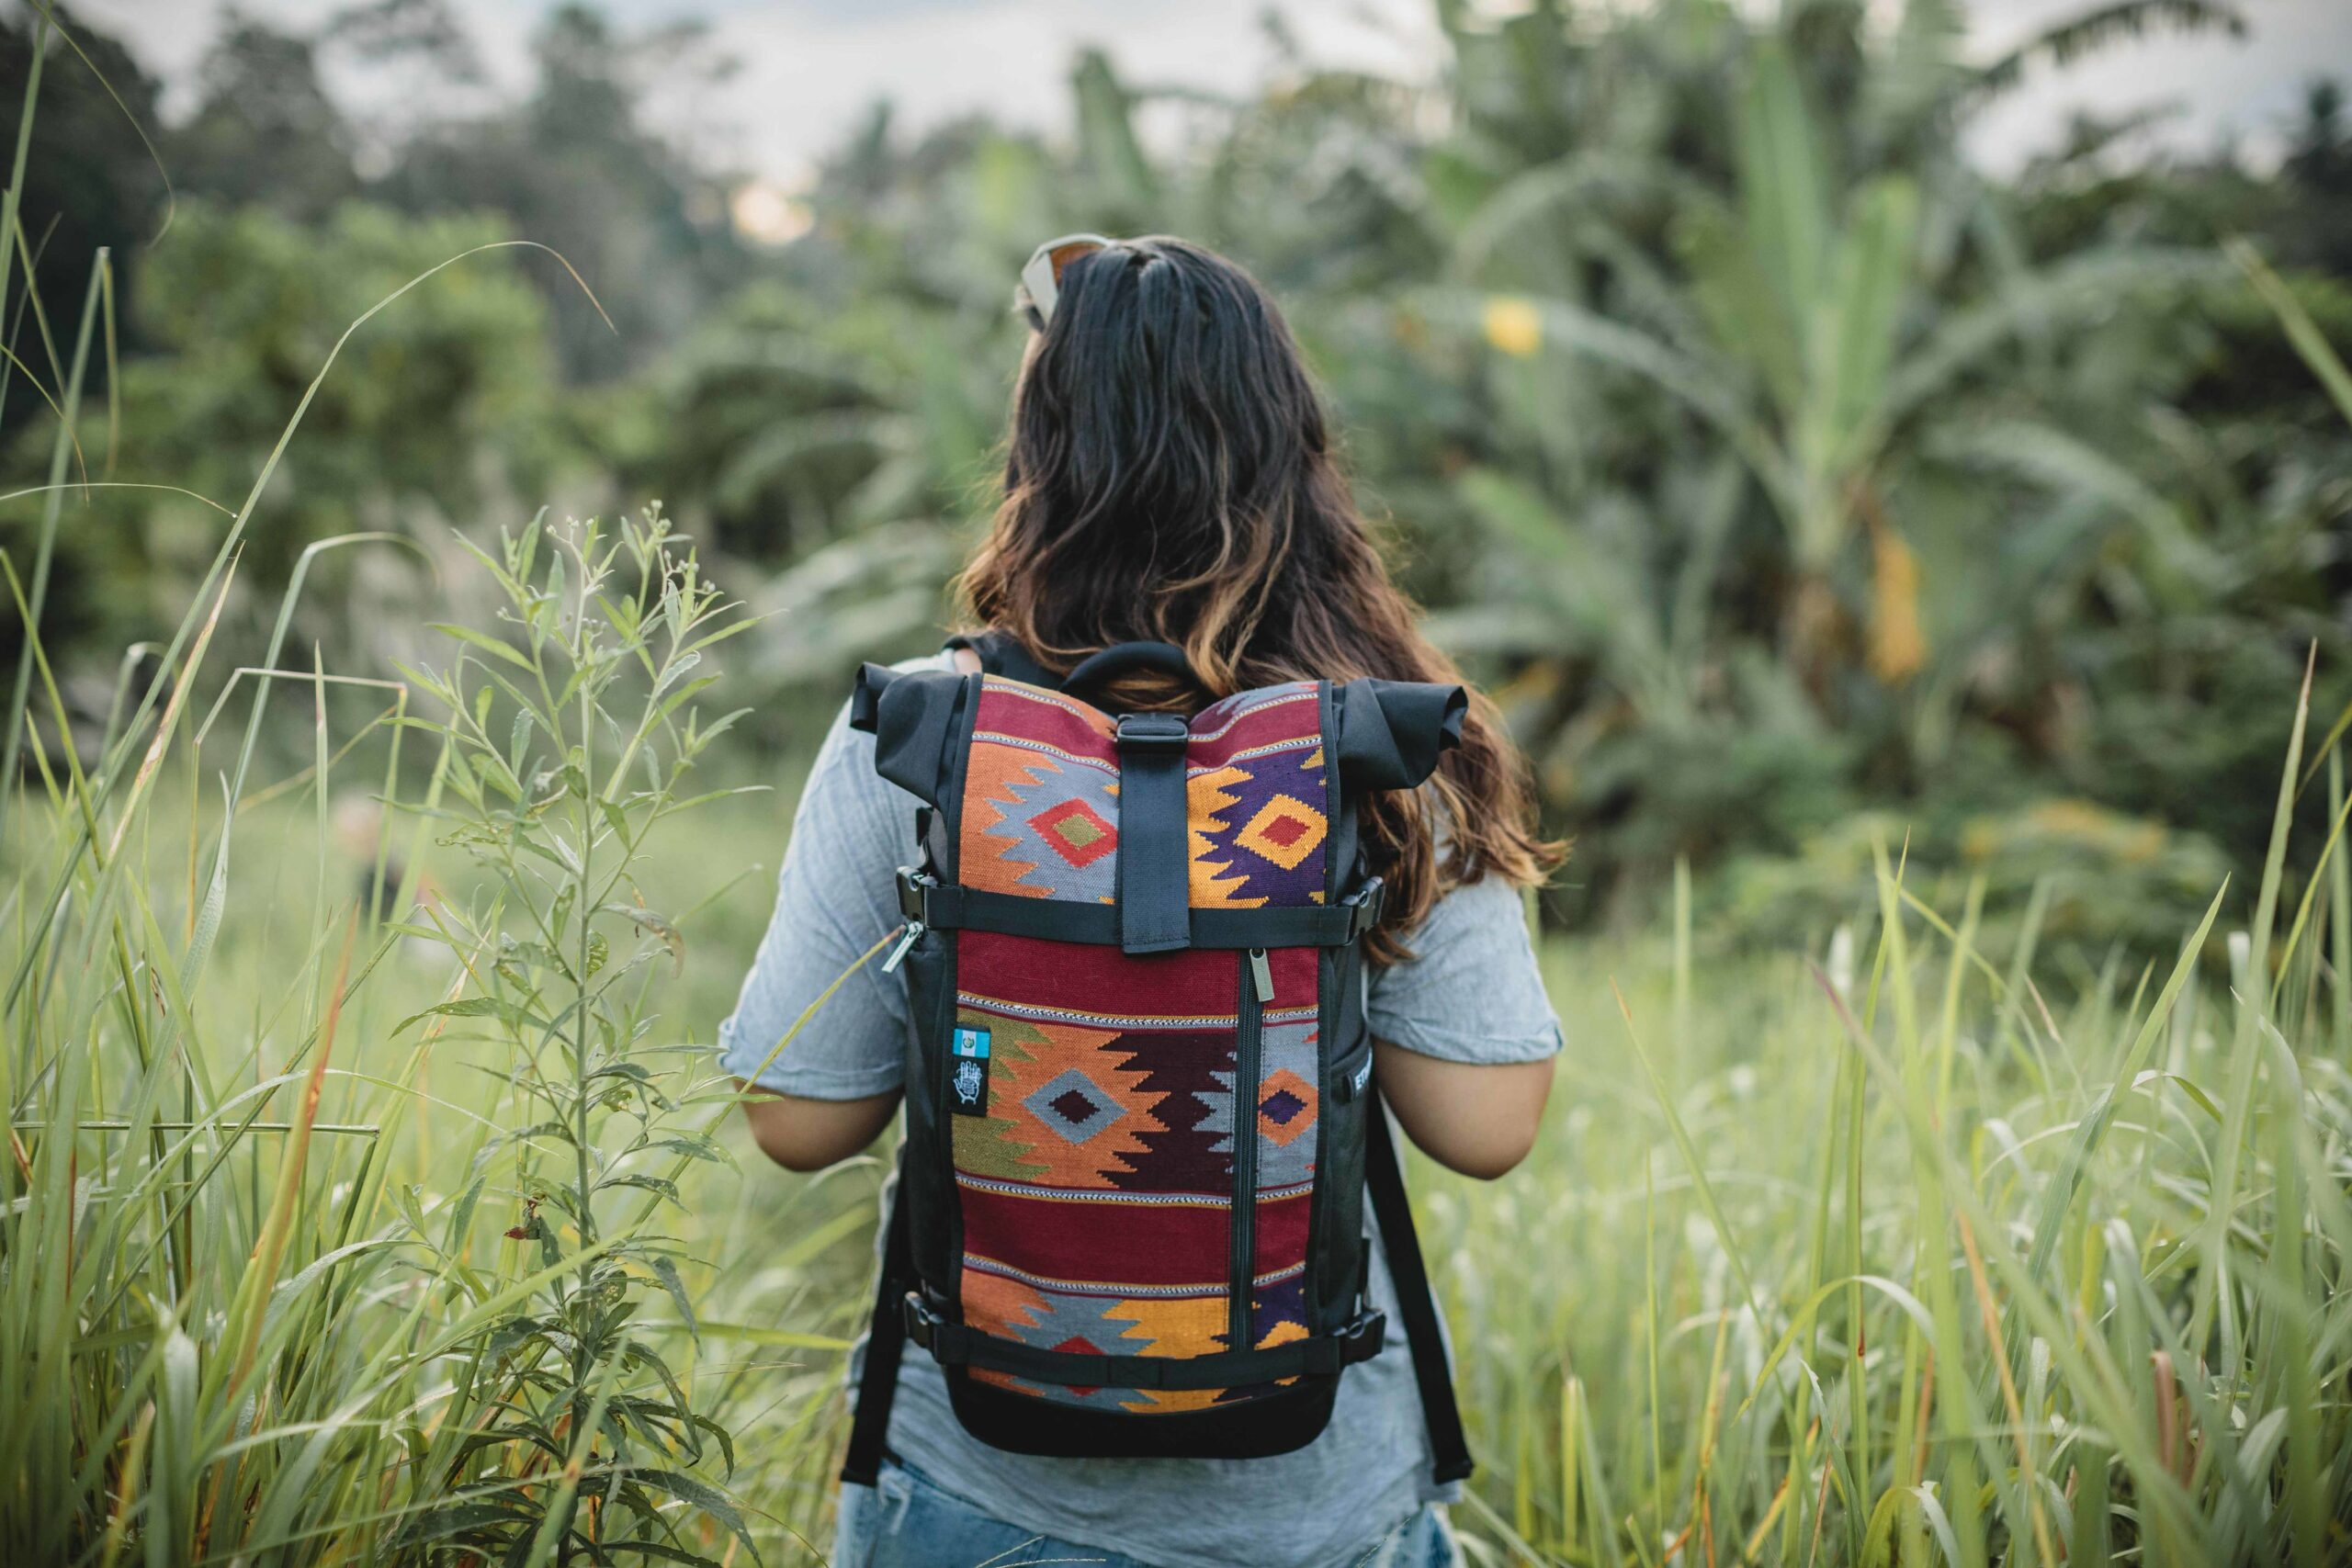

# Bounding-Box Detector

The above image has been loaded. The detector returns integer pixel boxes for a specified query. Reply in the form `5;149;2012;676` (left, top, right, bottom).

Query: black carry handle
944;629;1057;688
1060;640;1198;703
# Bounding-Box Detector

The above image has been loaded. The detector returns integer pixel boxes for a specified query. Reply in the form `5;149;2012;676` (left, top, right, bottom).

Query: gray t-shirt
717;653;1562;1568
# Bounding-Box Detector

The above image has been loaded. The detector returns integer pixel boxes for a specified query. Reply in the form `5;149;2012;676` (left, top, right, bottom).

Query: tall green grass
1;480;877;1562
10;636;2346;1563
1431;671;2351;1565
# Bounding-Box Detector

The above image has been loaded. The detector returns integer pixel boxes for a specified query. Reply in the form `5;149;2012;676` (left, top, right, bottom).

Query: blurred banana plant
1427;451;1742;726
1378;0;2306;921
1420;7;2224;687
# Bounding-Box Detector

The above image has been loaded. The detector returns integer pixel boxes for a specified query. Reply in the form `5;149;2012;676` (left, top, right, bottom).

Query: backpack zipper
1230;948;1271;1351
881;919;924;975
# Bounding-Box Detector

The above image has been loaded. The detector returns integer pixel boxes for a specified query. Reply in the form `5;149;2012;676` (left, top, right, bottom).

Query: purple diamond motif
1260;1088;1306;1127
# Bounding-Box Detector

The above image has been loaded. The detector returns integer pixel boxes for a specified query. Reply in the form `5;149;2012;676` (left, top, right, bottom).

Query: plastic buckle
1114;712;1190;753
895;866;933;923
900;1292;938;1350
1344;875;1386;938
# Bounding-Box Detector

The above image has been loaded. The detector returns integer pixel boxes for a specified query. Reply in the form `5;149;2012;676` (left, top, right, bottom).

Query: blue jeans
834;1458;1462;1568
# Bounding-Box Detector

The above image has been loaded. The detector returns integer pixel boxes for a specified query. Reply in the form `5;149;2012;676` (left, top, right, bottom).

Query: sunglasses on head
1016;233;1117;330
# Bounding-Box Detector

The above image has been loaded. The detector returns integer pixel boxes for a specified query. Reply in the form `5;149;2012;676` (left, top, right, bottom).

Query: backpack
839;632;1472;1482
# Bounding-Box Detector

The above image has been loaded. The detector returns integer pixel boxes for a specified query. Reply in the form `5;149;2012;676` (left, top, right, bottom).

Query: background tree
1;0;2343;946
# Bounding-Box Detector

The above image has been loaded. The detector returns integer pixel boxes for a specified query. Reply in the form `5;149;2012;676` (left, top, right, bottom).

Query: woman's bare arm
741;1047;1549;1179
1373;1043;1553;1179
734;644;960;1173
736;1083;901;1172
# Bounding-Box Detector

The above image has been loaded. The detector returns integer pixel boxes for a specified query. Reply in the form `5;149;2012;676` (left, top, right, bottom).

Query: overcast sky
67;0;2352;186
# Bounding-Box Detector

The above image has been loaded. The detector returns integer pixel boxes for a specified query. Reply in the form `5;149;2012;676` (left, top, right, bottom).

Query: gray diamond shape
1022;1068;1125;1145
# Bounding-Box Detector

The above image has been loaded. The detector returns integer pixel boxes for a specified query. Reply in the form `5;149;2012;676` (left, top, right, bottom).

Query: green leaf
650;1257;698;1338
433;620;529;667
395;1496;537;1546
391;1182;430;1239
2230;235;2352;429
597;1173;680;1203
597;1541;727;1566
396;995;530;1034
445;1173;487;1253
601;902;685;976
509;705;536;771
1737;35;1831;326
1819;175;1920;468
483;1314;550;1362
619;1469;756;1560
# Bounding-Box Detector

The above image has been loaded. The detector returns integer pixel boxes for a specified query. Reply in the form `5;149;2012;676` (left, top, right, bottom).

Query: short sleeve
714;693;922;1099
1366;871;1562;1065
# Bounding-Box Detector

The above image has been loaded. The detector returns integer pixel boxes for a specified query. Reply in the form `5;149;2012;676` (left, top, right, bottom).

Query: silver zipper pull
1247;948;1273;1004
881;920;925;975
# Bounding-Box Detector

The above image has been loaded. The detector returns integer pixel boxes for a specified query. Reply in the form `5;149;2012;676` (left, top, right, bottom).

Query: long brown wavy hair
956;235;1559;964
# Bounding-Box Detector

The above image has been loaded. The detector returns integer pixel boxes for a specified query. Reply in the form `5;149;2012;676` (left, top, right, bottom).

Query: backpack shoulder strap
840;1156;915;1485
1364;1103;1475;1483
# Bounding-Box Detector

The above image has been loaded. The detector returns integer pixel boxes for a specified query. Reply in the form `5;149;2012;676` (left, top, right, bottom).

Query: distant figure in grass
331;790;407;925
719;235;1565;1568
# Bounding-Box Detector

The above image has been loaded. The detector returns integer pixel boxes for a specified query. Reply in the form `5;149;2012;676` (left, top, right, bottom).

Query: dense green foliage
4;0;2345;942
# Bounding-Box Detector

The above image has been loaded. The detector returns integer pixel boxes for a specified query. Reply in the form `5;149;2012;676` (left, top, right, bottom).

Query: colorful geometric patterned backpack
839;633;1473;1482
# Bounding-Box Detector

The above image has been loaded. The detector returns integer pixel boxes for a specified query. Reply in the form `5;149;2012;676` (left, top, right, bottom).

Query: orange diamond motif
1235;795;1326;871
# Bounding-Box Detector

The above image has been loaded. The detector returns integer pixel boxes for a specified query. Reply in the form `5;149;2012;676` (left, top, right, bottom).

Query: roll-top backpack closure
1331;678;1468;794
848;661;966;807
853;660;1470;894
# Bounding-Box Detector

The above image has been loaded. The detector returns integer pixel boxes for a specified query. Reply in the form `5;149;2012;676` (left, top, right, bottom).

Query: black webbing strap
1364;1103;1475;1484
912;1301;1386;1389
839;1172;914;1485
899;871;1384;949
1113;712;1193;953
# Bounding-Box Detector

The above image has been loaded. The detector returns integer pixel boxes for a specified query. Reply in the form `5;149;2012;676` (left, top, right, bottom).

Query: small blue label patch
952;1026;990;1060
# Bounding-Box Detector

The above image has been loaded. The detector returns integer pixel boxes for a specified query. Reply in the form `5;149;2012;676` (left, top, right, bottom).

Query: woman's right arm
1371;1043;1553;1179
717;684;929;1171
737;1088;901;1172
1363;865;1564;1179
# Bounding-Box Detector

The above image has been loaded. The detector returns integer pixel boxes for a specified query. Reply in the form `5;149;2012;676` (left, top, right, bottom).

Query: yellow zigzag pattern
966;745;1060;896
1186;764;1261;908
